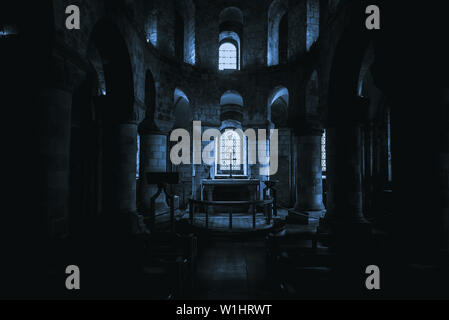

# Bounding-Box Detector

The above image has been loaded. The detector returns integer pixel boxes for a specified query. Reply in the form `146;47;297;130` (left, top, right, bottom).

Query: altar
201;179;260;200
201;179;261;213
188;179;275;231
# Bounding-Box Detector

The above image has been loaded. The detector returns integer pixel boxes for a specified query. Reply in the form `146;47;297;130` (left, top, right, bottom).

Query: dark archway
89;20;135;122
69;19;136;235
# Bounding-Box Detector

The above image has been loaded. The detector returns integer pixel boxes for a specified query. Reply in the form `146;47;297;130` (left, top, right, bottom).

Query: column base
286;209;310;225
286;209;326;225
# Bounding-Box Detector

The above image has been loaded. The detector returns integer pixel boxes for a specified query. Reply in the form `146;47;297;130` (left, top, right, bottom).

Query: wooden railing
188;198;275;230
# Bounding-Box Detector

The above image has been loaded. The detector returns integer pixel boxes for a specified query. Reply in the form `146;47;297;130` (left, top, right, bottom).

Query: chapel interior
1;0;449;299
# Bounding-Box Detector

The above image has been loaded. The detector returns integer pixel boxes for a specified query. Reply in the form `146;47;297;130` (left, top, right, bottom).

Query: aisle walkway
193;238;272;300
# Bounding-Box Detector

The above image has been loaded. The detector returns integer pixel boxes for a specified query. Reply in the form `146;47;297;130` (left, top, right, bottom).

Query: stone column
39;87;72;238
139;127;169;215
115;122;138;214
332;123;366;223
101;121;139;236
320;99;369;238
294;131;325;216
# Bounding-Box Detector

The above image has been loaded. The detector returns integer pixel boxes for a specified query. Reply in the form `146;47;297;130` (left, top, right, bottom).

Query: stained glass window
219;131;242;171
215;130;246;177
219;42;238;70
321;130;327;173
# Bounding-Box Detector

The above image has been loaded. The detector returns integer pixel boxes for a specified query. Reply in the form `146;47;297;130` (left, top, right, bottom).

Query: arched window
219;7;243;71
219;42;238;70
217;130;244;175
216;91;246;177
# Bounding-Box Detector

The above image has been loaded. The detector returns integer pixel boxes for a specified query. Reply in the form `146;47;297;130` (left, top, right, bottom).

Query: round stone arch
267;86;289;125
220;90;245;124
83;19;138;223
219;6;244;25
88;19;135;123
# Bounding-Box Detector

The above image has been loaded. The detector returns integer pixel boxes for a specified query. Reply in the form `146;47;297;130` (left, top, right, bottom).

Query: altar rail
188;198;274;230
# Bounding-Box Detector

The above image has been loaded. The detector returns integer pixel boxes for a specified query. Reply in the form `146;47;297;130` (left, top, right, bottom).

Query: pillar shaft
140;133;169;214
336;124;365;222
295;134;325;213
100;122;137;216
324;124;366;224
116;123;138;213
39;87;72;238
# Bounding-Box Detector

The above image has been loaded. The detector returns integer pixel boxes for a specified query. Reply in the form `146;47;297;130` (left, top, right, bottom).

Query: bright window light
219;42;238;70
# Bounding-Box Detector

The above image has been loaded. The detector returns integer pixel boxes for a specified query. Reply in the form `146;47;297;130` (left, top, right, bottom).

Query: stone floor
181;209;449;299
185;208;324;299
191;237;273;300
